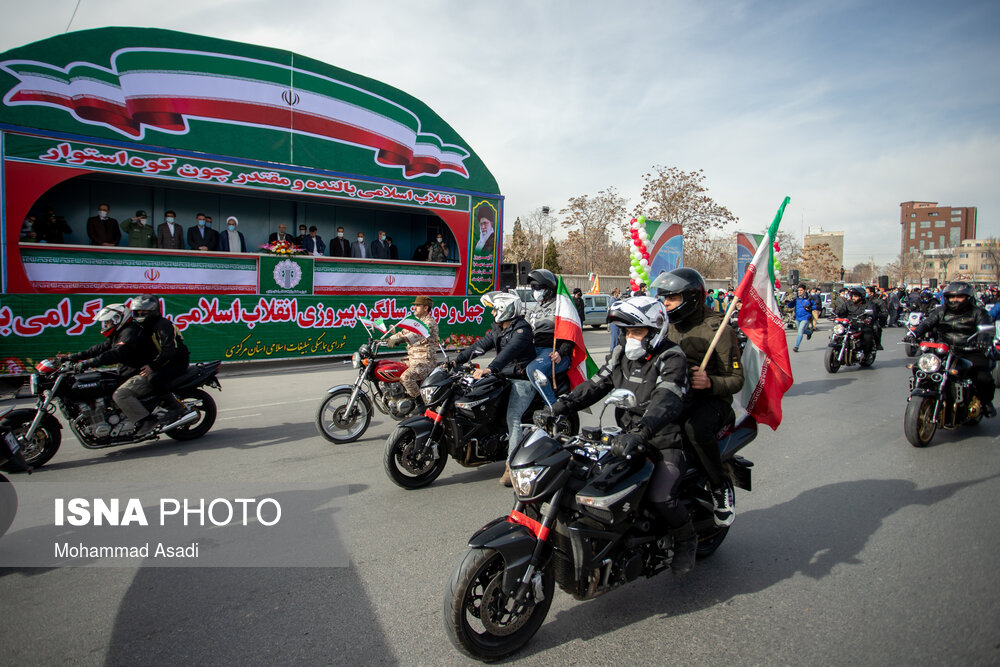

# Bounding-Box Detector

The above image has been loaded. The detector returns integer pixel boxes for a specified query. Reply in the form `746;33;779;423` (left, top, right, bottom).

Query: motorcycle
904;324;994;447
316;319;447;444
382;364;579;489
443;388;757;661
903;311;927;357
0;406;31;539
1;359;222;470
824;311;875;373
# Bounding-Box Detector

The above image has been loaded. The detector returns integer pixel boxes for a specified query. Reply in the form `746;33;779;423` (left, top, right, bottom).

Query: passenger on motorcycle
833;287;879;357
385;295;440;411
64;303;160;437
908;281;996;418
523;269;576;406
550;296;697;574
451;291;535;485
866;285;888;349
651;267;744;528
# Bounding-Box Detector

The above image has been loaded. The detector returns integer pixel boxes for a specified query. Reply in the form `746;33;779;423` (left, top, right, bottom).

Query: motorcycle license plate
4;432;20;454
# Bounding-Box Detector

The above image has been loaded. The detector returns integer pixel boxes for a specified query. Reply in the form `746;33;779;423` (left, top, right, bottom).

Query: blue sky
2;0;998;267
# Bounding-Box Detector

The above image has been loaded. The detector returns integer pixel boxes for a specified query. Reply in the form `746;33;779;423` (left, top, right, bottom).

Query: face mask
624;337;647;361
379;234;385;241
532;289;546;302
98;211;108;219
358;237;364;243
197;219;205;228
299;230;306;236
228;224;236;232
137;218;146;226
166;217;175;223
337;232;343;238
436;237;443;243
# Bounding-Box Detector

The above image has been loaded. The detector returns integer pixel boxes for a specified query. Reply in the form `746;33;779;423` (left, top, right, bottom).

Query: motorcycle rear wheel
383;426;447;489
0;410;61;471
824;347;841;374
0;474;17;538
696;525;730;559
904;397;937;447
316;388;373;444
165;389;217;441
859;350;876;368
443;547;554;661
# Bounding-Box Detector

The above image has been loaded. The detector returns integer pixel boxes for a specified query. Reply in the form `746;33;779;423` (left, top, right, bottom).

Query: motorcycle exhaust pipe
160;411;199;432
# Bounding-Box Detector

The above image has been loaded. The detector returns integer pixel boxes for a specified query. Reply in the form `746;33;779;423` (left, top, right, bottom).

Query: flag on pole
555;275;599;388
359;317;388;334
590;273;600;294
395;317;430;340
733;197;794;430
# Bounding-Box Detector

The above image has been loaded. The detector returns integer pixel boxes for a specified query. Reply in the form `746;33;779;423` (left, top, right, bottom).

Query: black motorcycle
904;324;994;447
443;389;757;661
0;406;31;538
2;359;222;470
824;311;875;373
903;310;928;357
382;364;579;489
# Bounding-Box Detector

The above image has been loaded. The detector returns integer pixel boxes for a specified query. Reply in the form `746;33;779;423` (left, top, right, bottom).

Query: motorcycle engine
381;382;414;419
75;397;118;439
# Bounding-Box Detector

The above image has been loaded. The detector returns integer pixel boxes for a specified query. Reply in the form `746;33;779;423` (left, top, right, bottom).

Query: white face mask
624;337;647;361
337;232;343;238
98;211;108;219
166;217;175;223
436;237;443;243
379;234;385;241
358;237;364;243
532;289;546;302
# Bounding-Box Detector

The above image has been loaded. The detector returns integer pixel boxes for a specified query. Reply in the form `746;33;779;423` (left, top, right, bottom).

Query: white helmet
607;296;670;349
95;303;130;338
480;291;523;323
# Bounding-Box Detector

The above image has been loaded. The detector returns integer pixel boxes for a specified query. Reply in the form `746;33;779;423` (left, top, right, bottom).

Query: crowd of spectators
20;204;456;262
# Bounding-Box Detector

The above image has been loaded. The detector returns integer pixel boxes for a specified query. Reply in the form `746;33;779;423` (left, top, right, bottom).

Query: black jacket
913;304;992;350
454;317;534;378
834;297;884;322
563;340;688;451
69;322;151;377
528;297;574;358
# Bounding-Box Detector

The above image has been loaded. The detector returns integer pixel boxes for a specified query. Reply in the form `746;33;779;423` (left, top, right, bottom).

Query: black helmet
528;268;557;300
849;287;866;299
650;268;706;323
130;294;160;323
943;281;974;312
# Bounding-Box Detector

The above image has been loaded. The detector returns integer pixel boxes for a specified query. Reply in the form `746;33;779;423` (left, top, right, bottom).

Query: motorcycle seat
165;361;222;390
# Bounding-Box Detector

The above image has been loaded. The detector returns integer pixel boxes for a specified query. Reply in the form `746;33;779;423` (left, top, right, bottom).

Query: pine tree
502;217;531;264
543;238;561;273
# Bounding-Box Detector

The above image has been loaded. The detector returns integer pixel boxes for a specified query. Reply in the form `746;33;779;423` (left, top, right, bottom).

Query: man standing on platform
87;203;120;246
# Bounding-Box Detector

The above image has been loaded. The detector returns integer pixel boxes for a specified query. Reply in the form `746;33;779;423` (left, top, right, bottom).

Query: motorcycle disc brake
480;574;533;636
331;405;357;428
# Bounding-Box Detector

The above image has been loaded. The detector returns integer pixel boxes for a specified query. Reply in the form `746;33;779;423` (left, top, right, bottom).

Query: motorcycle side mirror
604;388;636;408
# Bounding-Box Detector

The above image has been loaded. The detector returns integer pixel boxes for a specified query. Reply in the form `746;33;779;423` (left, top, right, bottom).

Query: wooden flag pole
698;296;741;369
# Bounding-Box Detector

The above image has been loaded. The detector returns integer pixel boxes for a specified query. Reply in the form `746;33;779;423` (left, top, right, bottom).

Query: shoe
711;483;735;527
499;463;512;487
793;347;798;352
133;416;157;439
806;330;812;340
876;343;884;350
984;402;997;419
669;520;698;575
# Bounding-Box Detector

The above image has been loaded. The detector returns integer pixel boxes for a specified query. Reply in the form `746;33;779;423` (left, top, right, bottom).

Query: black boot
669;520;698;575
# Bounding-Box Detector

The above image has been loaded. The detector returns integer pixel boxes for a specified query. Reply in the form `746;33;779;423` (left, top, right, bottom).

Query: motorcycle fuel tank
575;458;654;525
374;359;408;382
67;372;119;400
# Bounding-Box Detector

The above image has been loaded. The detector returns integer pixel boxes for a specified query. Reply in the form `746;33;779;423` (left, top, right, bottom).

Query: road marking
219;413;262;420
219;398;317;412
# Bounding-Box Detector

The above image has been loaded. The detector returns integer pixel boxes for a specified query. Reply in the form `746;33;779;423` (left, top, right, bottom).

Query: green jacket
120;219;157;248
666;305;744;404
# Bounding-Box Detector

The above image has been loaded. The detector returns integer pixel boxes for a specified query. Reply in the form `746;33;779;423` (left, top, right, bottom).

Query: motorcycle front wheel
165;389;217;441
824;347;841;374
906;343;918;357
443;547;554;662
0;473;17;538
904;397;937;447
0;409;61;471
316;388;373;444
383;426;447;489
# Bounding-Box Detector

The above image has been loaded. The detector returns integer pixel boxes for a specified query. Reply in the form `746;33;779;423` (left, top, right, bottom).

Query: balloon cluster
628;216;651;292
772;239;782;289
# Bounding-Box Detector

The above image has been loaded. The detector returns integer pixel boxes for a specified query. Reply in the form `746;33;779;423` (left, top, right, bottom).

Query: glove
72;361;89;373
551;400;573;417
612;432;647;459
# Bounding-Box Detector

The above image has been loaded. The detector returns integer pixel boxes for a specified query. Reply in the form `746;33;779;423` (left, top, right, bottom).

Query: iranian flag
733;197;794;430
359;317;388;334
395;317;430;340
555;276;599;388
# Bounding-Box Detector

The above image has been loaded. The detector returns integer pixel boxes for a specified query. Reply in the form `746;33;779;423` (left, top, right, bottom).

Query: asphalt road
2;323;999;665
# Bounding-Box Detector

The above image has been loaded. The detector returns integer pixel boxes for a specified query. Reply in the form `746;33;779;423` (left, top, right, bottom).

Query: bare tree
799;242;841;282
559;187;628;275
774;230;802;275
501;217;531;265
980;237;1000;285
880;259;903;287
520;207;558;268
848;262;874;284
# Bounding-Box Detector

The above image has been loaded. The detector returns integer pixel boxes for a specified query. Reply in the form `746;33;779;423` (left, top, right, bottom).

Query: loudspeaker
878;275;889;289
499;263;517;291
929;278;938;289
517;261;531;285
788;269;799;285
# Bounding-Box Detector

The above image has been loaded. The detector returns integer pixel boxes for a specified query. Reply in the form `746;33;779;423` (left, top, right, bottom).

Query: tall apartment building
900;201;977;256
803;226;844;267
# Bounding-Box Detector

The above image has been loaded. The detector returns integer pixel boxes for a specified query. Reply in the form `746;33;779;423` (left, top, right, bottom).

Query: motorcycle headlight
351;352;361;369
420;385;438;405
511;466;546;498
833;323;846;335
917;354;941;373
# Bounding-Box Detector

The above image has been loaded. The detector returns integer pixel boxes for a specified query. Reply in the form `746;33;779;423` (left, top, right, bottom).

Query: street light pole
540;205;549;270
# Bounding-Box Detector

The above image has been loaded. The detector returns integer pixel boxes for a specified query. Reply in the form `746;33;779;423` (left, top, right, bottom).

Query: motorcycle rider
129;295;191;428
523;269;576;406
451;291;535;485
833;287;880;358
385;295;440;412
866;286;887;349
651;268;744;528
907;281;996;418
64;303;159;437
550;296;698;575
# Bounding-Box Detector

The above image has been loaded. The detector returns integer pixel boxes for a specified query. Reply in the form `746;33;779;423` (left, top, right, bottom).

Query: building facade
921;240;1000;286
803;226;844;267
900;201;977;256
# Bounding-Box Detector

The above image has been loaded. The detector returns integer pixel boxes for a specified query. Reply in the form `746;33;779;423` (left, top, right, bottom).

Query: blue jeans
507;379;536;458
609;323;620;352
526;348;572;405
794;318;812;348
